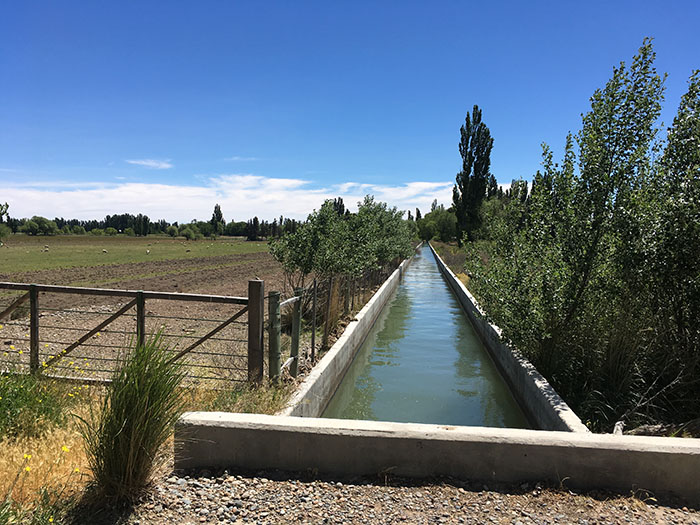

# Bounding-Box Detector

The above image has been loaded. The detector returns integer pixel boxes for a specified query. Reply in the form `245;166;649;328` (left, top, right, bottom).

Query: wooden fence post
247;280;264;383
268;291;281;380
344;276;350;314
136;291;146;346
290;288;302;378
29;284;39;374
311;279;317;362
322;276;333;350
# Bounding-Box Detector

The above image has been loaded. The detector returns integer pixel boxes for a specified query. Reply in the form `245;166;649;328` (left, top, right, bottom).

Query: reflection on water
322;246;529;428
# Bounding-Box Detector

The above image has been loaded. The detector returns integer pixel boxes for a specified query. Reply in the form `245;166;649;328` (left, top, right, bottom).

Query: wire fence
0;283;254;389
0;260;403;390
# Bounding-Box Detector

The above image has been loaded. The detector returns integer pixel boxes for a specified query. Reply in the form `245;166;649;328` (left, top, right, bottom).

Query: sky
2;1;699;222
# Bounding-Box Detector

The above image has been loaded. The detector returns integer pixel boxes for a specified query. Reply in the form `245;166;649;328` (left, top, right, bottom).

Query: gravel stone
124;471;700;524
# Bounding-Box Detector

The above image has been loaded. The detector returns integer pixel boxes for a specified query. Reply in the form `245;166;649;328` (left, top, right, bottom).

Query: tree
332;197;345;216
464;39;668;430
415;208;422;221
210;204;224;236
0;202;8;223
246;217;260;241
453;105;494;245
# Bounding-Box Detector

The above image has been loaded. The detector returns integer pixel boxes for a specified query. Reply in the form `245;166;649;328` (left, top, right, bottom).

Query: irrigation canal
322;245;529;428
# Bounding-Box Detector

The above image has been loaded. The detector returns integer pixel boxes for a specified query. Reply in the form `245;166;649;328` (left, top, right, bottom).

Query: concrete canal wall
278;243;422;418
175;413;700;506
428;242;588;433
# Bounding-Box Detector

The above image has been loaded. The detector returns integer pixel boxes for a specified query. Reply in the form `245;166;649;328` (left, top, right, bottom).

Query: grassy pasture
0;234;268;275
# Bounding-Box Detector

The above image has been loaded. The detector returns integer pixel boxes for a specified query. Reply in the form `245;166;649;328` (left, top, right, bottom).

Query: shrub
78;334;185;502
0;223;11;243
90;229;104;236
104;227;118;236
123;227;135;237
166;225;178;237
71;225;86;235
0;374;71;438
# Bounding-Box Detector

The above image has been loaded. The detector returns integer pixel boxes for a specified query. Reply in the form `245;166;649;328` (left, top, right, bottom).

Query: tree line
0;205;300;241
455;39;699;432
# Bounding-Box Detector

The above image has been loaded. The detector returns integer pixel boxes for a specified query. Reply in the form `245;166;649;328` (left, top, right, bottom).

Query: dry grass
183;381;295;415
0;393;94;506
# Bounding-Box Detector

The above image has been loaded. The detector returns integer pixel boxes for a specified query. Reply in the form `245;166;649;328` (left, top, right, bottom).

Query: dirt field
0;234;283;295
0;235;289;386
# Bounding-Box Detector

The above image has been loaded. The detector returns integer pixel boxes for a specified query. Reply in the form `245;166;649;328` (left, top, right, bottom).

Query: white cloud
224;156;259;161
3;174;453;222
125;159;173;169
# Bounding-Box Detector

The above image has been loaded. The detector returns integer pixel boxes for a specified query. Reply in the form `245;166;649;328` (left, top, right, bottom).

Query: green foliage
210;203;225;236
123;227;135;236
166;225;178;237
104;227;118;236
78;334;185;502
464;40;700;431
19;217;59;236
453;105;494;244
0;223;11;243
71;225;86;235
270;195;413;287
416;203;457;242
0;375;71;438
90;228;104;236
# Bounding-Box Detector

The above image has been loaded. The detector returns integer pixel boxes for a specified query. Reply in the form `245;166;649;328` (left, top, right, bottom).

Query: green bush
104;227;118;236
90;228;104;236
78;334;185;502
0;374;70;438
123;227;135;237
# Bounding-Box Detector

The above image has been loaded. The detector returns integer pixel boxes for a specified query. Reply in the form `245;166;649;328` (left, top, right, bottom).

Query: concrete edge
278;243;423;417
428;242;589;433
175;413;700;506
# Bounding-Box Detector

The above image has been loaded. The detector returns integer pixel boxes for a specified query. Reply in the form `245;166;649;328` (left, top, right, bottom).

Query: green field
0;234;269;275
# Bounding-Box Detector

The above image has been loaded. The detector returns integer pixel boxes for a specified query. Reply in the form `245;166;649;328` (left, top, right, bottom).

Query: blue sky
2;1;699;221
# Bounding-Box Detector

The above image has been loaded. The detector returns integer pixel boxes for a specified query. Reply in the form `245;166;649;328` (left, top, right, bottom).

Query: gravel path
120;470;700;525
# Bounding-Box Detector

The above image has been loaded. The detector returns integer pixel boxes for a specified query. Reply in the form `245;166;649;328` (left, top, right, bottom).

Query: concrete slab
175;413;700;506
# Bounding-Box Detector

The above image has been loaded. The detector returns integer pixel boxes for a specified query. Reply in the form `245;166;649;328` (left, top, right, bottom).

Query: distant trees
19;216;59;236
3;203;299;241
452;105;494;245
416;203;457;242
210;204;225;236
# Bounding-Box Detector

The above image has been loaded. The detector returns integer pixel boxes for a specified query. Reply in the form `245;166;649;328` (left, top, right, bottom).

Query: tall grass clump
79;333;185;502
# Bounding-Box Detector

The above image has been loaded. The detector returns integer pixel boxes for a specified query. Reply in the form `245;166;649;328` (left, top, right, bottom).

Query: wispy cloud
224;156;259;161
3;174;452;222
125;159;173;169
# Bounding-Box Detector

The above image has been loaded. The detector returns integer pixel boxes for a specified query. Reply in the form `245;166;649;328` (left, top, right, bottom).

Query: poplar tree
453;105;493;244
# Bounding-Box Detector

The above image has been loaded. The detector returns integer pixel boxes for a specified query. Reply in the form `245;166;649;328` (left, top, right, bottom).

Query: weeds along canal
322;245;529;428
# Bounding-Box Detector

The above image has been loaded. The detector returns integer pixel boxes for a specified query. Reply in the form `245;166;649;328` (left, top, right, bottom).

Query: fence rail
0;281;262;387
1;258;404;389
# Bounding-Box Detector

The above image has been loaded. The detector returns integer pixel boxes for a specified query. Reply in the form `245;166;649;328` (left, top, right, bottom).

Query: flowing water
322;245;529;428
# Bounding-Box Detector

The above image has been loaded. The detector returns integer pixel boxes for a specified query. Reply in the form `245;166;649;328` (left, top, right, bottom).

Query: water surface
322;245;528;428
